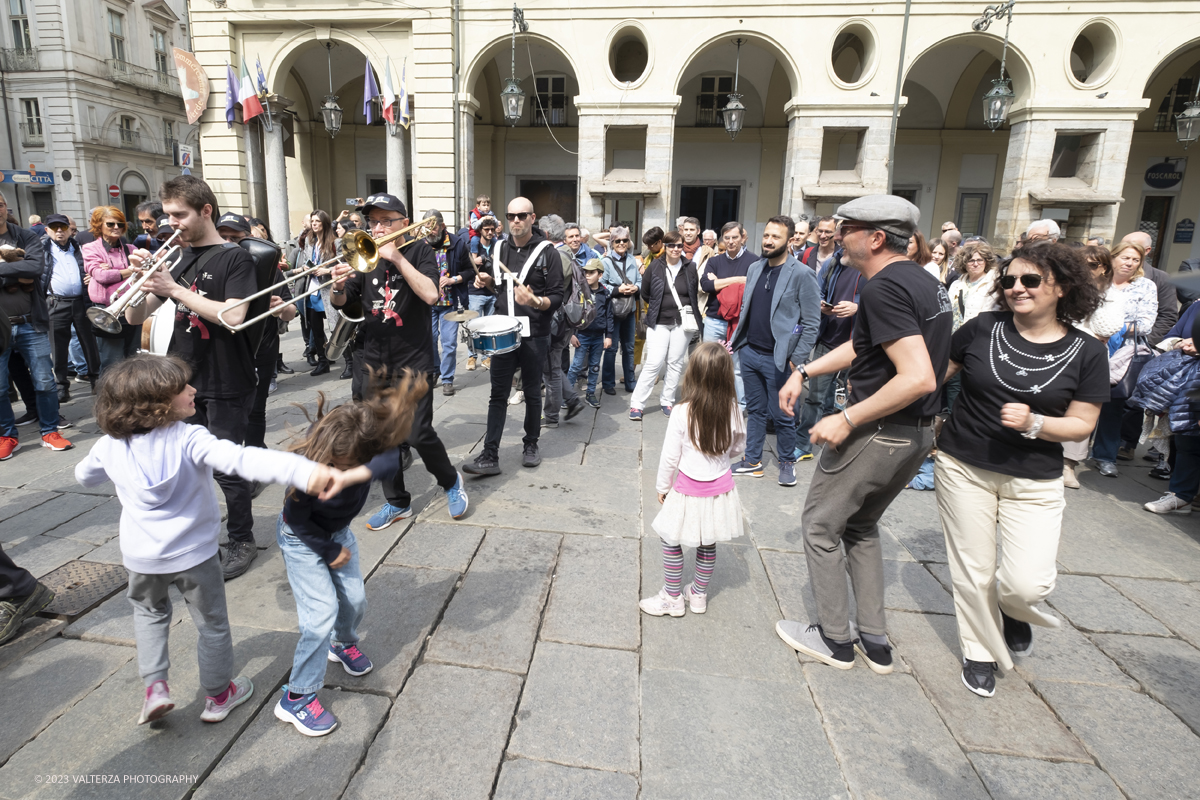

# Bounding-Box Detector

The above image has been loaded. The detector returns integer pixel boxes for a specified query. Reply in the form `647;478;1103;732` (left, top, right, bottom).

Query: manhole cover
39;561;127;617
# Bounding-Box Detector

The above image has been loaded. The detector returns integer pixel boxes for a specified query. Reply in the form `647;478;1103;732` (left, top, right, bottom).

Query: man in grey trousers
775;196;952;675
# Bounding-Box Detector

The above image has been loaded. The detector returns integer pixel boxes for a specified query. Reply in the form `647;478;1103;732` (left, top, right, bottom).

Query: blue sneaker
446;472;469;520
662;405;672;417
629;408;643;421
793;447;814;462
365;503;412;531
328;642;374;676
732;459;764;477
779;461;797;487
274;686;338;737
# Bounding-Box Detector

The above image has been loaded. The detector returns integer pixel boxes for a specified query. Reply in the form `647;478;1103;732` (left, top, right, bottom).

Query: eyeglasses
369;217;402;228
613;238;630;244
104;222;125;229
505;212;531;221
999;274;1043;290
966;257;987;265
47;225;68;232
837;224;876;237
664;243;684;250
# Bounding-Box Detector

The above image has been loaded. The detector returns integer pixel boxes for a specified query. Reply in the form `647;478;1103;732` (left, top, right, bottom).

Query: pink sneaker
200;675;254;722
683;583;707;614
138;680;174;725
639;588;684;617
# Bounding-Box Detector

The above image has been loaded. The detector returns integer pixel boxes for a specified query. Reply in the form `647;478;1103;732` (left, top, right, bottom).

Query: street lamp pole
886;0;913;195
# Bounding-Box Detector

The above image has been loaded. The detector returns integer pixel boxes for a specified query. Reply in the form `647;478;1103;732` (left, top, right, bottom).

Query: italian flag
381;57;397;126
239;57;264;122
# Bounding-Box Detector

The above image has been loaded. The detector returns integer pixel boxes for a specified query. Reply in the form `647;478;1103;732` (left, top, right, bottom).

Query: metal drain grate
39;560;127;617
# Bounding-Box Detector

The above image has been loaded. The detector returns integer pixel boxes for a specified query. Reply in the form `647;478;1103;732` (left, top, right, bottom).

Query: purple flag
224;62;239;128
363;58;380;125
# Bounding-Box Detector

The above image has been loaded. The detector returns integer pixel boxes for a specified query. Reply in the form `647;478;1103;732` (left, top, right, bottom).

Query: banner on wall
173;48;210;125
1144;157;1186;192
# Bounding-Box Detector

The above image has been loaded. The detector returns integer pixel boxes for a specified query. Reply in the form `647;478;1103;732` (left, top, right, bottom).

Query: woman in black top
934;242;1108;699
629;230;702;419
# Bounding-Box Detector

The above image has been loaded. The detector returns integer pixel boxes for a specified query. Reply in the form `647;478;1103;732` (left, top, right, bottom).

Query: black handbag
1111;325;1154;402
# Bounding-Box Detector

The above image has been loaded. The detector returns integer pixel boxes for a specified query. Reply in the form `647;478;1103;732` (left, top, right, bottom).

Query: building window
696;76;733;127
19;96;41;145
9;0;30;50
1155;75;1196;132
119;115;136;147
163;119;174;151
957;192;990;238
107;9;125;63
152;28;168;74
532;75;567;127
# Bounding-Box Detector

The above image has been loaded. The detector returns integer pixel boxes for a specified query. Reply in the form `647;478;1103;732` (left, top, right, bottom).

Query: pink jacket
82;239;135;304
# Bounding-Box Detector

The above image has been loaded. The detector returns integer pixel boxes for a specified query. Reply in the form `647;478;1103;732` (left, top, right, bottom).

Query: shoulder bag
1110;323;1154;401
607;255;636;320
665;264;699;338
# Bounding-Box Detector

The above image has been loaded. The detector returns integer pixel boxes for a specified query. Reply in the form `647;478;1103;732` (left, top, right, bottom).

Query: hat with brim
583;258;605;272
833;195;920;239
44;213;69;228
360;193;408;218
215;212;250;233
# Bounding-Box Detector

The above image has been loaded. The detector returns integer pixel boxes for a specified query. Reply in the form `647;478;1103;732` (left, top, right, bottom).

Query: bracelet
799;365;809;380
1021;413;1045;439
842;409;858;429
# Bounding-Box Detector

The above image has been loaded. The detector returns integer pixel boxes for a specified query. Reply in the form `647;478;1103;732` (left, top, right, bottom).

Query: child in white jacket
641;343;746;617
76;355;345;726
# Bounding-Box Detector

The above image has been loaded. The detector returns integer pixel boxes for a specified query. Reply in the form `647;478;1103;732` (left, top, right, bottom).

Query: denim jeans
602;312;637;391
702;316;745;407
1091;399;1125;463
1169;434;1200;503
568;331;605;396
740;345;797;464
67;329;87;375
0;324;60;436
466;295;496;356
96;327;139;374
431;305;459;384
796;341;837;457
277;515;366;695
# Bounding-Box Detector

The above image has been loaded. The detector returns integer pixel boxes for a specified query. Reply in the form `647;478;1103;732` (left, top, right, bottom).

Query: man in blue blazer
728;215;821;487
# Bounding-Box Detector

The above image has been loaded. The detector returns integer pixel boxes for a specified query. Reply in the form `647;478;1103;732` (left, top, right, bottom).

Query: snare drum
141;299;176;355
465;314;522;355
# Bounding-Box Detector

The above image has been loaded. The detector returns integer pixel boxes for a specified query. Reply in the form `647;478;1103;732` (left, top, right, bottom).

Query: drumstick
493;259;523;286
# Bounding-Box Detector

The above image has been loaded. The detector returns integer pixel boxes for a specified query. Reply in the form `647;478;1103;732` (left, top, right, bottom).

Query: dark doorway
1138;195;1173;269
520;179;576;222
122;194;146;223
678;185;740;231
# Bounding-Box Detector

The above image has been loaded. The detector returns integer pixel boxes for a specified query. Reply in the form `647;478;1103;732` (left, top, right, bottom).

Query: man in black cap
41;213;99;399
775;195;951;676
215;212;251;242
329;193;469;527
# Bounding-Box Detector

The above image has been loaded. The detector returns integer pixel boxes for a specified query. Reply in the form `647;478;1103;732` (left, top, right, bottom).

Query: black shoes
306;353;319;367
0;582;54;645
962;658;997;697
14;410;36;426
1001;609;1033;657
57;386;69;404
400;446;414;472
220;540;258;580
854;638;894;675
442;383;455;396
340;362;354;380
277;361;294;375
310;361;330;377
522;443;542;467
604;387;616;395
462;452;501;476
564;398;583;421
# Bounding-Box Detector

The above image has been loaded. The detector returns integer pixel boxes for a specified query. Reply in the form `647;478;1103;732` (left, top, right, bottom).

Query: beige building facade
191;1;1200;271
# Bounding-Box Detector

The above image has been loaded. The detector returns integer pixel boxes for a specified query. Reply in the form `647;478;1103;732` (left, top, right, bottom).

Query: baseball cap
156;215;171;230
833;195;920;239
583;258;605;272
361;193;407;217
44;213;69;227
215;212;251;233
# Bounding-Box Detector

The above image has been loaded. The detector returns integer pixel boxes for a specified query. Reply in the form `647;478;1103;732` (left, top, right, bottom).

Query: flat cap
834;195;920;239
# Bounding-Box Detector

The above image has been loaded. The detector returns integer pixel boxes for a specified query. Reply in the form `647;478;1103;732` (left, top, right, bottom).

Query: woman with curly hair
933;242;1109;698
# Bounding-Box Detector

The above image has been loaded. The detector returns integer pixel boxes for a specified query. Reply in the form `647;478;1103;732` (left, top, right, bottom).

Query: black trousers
245;351;276;450
484;335;548;456
0;542;37;600
47;295;100;386
307;307;329;364
374;371;457;509
186;394;255;544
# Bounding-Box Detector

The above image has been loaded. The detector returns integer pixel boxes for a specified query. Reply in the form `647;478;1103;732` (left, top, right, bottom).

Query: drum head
468;314;520;333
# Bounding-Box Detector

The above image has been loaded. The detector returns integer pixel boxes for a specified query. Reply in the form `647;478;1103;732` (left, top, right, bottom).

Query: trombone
86;229;183;335
217;216;438;332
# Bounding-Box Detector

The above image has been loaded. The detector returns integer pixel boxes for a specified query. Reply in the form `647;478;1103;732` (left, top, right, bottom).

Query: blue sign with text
0;169;54;185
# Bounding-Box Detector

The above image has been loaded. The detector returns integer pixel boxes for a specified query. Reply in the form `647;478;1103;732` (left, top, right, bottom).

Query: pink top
82;238;134;304
673;469;734;497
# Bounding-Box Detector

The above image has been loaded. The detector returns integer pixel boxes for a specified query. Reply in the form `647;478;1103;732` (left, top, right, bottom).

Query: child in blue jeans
274;372;431;736
567;259;613;407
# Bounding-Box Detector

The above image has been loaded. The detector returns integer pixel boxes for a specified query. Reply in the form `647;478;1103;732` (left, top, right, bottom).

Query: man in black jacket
463;196;564;475
41;214;99;401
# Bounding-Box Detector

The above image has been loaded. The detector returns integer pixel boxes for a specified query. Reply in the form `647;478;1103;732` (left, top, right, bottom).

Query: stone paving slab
879;488;948;563
0;489;57;523
508;641;639;773
540;534;639;651
1106;576;1200;646
1057;492;1200;580
4;535;95;579
22;463;118;497
0;617;65;672
1036;680;1200;798
968;753;1124;800
424;528;561;674
343;664;522;800
38;497;121;545
78;536;123;565
63;585;184;647
221;547;300;634
326;565;458;697
887;611;1089;761
1048;574;1172;635
1091;633;1200;734
383;520;484;573
640;668;847;799
580;443;641;470
0;638;133;766
493;759;638;800
0;493;108;542
641;536;804;682
1010;610;1138;690
804;666;988;800
353;515;413;578
191;689;391;800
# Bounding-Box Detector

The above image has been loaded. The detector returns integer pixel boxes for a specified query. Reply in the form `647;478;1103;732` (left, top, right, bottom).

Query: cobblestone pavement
3;337;1200;799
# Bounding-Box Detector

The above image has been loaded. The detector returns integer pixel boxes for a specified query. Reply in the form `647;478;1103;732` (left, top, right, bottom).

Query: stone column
386;125;408;204
242;120;267;219
458;94;478;228
262;95;293;242
643;114;675;232
576;112;606;234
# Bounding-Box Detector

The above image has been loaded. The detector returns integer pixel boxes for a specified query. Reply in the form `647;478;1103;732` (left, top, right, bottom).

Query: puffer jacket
1130;349;1200;433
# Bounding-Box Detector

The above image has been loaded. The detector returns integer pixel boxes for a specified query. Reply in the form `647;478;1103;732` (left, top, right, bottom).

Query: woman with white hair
601;226;641;394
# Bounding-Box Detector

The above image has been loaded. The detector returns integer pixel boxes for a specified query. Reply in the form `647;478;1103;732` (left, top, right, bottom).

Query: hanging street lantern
972;1;1017;131
1177;101;1200;149
321;42;342;138
722;38;746;141
501;78;525;125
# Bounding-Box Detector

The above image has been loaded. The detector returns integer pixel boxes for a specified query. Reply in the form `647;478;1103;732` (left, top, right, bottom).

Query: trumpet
217;216;439;333
86;229;183;335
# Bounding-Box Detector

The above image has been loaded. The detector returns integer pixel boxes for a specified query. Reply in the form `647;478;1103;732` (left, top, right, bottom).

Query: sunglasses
613;238;630;244
505;212;531;221
105;221;125;229
664;243;684;249
999;274;1043;290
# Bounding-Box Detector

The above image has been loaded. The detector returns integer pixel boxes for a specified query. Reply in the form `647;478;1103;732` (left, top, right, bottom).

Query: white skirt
651;487;745;548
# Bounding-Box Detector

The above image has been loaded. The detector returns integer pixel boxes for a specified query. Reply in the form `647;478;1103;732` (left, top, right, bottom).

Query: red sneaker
0;436;18;460
41;431;73;451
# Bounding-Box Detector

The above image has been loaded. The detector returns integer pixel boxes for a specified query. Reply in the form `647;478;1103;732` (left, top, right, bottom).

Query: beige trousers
1061;438;1089;463
934;452;1064;671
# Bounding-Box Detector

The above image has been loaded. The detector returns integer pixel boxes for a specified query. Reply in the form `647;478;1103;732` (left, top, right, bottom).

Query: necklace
988;322;1083;394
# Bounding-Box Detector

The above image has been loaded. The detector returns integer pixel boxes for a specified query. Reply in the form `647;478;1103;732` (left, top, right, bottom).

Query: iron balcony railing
104;58;179;96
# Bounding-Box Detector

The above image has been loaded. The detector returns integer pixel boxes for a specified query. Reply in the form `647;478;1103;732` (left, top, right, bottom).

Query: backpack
554;249;596;336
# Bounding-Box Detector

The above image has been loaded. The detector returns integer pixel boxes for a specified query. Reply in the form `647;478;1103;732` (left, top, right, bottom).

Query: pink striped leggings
660;539;716;597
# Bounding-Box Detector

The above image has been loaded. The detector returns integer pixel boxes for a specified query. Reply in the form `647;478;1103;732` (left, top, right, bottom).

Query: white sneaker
1144;492;1192;515
639;588;685;617
508;390;525;405
200;675;254;722
683;583;707;614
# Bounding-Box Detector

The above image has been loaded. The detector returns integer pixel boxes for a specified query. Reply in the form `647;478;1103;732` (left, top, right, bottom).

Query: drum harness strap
493;239;553;335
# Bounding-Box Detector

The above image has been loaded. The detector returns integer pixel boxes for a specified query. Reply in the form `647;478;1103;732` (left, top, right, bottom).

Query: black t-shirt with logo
848;260;952;419
940;311;1110;480
343;238;439;375
167;244;259;398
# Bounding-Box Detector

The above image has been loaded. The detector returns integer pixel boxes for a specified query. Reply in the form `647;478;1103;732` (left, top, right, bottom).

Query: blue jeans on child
466;295;496;357
702;317;745;407
602;313;637;391
0;323;60;437
276;515;367;696
430;305;459;384
568;331;605;395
